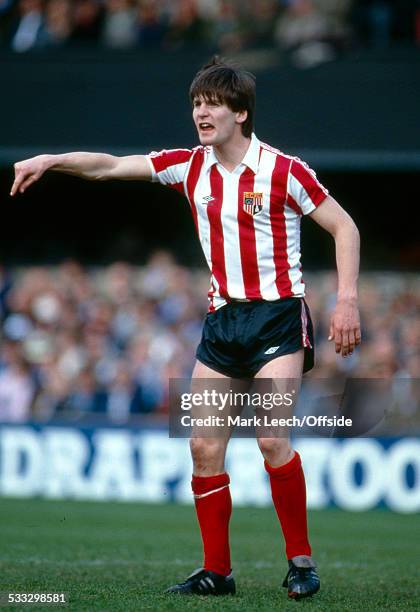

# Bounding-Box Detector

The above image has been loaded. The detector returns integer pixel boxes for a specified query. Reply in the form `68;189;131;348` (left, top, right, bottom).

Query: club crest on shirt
243;192;263;216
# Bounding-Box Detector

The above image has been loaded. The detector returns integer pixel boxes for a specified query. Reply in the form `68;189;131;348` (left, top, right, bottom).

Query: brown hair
189;56;256;138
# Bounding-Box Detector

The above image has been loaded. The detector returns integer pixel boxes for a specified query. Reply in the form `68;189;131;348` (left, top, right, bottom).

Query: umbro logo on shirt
264;346;279;355
202;195;215;204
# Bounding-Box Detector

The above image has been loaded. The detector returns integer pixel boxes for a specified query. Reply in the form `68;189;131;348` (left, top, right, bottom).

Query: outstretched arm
10;152;152;196
309;195;361;357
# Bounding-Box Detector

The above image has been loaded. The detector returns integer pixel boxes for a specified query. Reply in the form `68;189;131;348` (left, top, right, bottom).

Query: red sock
191;472;232;576
265;451;311;559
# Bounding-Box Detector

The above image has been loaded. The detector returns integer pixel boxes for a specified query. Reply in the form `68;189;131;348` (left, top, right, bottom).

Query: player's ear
235;109;247;125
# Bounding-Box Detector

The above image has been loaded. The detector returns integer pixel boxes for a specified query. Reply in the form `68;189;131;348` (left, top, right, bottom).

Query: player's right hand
10;155;50;196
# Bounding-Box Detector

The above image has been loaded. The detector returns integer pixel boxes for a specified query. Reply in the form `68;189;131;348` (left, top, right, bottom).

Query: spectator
11;0;44;52
39;0;72;47
104;359;143;422
102;0;137;49
62;367;106;415
274;0;337;67
164;0;207;49
247;0;280;49
71;0;103;44
136;0;168;48
210;0;246;54
0;347;35;422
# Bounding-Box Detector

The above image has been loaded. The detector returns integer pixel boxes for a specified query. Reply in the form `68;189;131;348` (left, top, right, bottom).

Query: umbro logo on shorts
264;346;279;355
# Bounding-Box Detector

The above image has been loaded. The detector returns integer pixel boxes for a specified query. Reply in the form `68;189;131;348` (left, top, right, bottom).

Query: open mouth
199;122;215;133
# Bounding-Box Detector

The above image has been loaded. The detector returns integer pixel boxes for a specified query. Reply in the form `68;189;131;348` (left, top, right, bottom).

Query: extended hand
328;298;361;357
10;155;50;196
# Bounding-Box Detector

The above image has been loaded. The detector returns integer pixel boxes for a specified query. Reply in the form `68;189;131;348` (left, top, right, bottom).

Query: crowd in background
0;255;419;424
0;0;419;62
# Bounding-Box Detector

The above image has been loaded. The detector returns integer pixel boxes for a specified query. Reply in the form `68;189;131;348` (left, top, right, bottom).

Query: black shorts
196;297;314;379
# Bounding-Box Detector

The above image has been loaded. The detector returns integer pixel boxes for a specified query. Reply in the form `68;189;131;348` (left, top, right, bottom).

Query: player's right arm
10;153;152;196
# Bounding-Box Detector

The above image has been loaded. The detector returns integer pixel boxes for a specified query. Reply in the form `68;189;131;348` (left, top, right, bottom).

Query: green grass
0;498;419;611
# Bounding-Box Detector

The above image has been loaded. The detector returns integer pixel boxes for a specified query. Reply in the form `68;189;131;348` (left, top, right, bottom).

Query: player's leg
255;349;303;466
255;350;320;599
167;360;235;595
190;360;233;577
189;359;231;475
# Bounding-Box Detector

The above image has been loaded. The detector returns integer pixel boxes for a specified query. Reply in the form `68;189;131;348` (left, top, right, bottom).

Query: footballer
11;57;361;600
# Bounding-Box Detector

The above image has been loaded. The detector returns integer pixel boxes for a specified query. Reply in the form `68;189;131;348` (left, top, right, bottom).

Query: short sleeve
147;148;193;195
287;159;329;215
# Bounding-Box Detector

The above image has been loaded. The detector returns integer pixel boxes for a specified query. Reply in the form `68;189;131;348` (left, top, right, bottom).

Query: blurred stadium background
0;1;419;609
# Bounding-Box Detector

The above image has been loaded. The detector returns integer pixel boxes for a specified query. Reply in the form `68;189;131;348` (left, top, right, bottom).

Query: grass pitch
1;498;419;611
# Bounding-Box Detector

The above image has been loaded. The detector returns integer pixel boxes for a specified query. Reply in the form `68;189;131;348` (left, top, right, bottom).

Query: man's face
192;96;247;146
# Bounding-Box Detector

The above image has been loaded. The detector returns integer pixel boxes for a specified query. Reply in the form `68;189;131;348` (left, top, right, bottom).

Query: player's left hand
328;298;361;357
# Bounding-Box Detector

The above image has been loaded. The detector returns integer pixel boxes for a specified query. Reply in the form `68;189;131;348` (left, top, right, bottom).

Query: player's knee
257;437;291;464
190;438;225;468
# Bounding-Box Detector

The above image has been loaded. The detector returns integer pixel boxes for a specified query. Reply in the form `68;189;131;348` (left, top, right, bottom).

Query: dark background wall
1;169;418;270
1;49;419;161
1;49;419;269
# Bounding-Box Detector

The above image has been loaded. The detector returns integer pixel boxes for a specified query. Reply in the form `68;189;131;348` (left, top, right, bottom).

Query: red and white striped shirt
147;133;328;311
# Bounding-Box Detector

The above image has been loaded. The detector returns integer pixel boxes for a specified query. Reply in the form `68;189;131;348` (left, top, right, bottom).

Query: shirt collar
204;133;260;174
